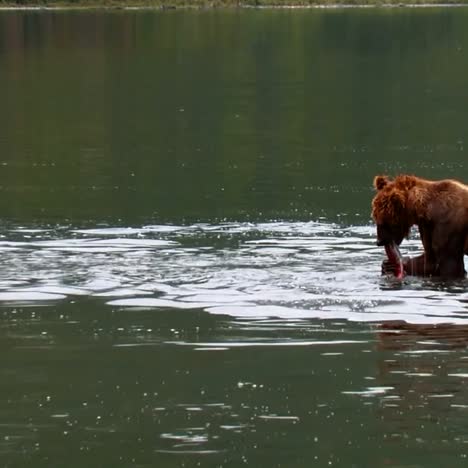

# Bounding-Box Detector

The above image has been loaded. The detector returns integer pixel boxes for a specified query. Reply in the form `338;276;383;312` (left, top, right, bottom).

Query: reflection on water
1;223;468;466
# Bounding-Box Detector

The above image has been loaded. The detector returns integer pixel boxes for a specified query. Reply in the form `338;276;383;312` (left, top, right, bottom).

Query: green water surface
1;8;468;468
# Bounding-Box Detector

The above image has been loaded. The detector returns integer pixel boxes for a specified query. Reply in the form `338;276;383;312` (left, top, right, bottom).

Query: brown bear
371;174;468;278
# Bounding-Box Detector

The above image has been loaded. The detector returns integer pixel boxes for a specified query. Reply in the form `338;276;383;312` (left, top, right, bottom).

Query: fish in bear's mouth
384;241;404;279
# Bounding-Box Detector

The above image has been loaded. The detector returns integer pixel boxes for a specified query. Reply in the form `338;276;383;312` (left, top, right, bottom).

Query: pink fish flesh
384;242;404;279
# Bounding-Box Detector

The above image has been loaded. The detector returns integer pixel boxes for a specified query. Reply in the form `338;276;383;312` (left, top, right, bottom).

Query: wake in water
1;221;468;325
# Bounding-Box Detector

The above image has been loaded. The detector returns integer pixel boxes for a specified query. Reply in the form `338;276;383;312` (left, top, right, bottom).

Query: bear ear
374;175;390;191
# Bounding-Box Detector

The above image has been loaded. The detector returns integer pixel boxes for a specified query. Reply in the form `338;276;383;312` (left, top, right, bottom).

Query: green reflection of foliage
0;9;467;225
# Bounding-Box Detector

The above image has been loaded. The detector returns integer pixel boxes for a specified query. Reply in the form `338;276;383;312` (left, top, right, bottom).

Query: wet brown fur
371;174;468;277
372;175;468;225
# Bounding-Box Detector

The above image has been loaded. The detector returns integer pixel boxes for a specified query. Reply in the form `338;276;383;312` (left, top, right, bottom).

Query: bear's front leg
437;256;466;278
431;226;466;278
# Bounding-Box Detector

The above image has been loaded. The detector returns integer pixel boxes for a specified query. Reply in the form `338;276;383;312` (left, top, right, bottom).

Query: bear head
371;175;414;246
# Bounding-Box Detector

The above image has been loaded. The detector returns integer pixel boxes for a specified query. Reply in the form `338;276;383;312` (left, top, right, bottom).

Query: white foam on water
168;339;368;348
0;292;66;302
107;298;213;309
7;286;90;296
95;289;153;298
342;386;394;396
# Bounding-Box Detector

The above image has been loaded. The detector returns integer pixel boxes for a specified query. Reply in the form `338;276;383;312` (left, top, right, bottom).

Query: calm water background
1;8;468;467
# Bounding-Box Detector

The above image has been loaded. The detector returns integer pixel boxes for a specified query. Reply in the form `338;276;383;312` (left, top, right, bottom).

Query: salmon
384;242;404;279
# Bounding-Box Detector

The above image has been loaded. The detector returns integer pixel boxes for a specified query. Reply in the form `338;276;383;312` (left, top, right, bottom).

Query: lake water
1;7;468;467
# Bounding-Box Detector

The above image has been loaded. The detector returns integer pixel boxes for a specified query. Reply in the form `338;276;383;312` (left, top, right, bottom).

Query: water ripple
1;222;468;326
